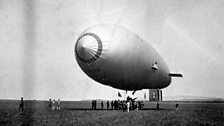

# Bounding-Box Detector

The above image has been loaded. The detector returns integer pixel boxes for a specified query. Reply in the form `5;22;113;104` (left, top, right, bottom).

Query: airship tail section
169;73;183;77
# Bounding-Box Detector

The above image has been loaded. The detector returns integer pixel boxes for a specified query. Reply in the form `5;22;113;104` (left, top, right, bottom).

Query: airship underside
75;24;180;91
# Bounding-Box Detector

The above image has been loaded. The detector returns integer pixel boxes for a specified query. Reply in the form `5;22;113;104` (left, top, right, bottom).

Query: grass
0;100;224;126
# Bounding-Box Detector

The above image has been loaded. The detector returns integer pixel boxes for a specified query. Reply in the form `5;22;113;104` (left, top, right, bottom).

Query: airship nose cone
75;33;103;63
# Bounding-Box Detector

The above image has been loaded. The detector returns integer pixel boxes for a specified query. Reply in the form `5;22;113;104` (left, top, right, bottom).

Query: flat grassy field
0;100;223;126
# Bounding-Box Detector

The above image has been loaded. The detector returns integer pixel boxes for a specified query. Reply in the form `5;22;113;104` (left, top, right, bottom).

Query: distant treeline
163;100;224;103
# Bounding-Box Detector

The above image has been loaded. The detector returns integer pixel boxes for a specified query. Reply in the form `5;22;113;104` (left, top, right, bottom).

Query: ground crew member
107;100;109;110
127;101;130;112
175;103;179;111
57;99;61;110
111;100;114;109
52;99;56;110
19;97;24;111
49;99;52;110
101;101;104;109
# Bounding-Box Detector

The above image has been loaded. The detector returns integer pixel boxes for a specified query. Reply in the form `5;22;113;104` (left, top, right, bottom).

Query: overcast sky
0;0;224;100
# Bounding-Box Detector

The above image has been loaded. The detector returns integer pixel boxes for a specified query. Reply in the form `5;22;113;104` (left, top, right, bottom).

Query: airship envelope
75;24;172;90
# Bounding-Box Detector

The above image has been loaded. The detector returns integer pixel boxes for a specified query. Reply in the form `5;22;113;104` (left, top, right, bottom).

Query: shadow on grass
142;108;173;111
64;107;173;111
64;108;114;110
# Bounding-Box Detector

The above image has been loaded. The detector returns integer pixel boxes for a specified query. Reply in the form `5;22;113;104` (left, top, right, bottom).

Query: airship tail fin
169;73;183;77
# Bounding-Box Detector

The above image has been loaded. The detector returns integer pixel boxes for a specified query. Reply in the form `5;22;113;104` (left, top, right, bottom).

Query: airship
74;24;182;91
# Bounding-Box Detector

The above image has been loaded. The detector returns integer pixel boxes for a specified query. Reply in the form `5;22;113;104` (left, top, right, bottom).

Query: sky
0;0;224;100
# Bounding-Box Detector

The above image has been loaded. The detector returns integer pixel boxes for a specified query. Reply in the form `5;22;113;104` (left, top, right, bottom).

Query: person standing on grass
107;100;109;110
138;101;141;110
49;99;52;110
127;101;130;112
114;100;117;110
91;100;94;109
175;103;179;111
94;100;97;109
57;99;61;110
52;99;56;110
156;102;160;110
111;100;114;110
19;97;24;111
101;101;104;109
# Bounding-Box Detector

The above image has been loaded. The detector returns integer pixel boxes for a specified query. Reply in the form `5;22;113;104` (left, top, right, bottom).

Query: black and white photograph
0;0;224;125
